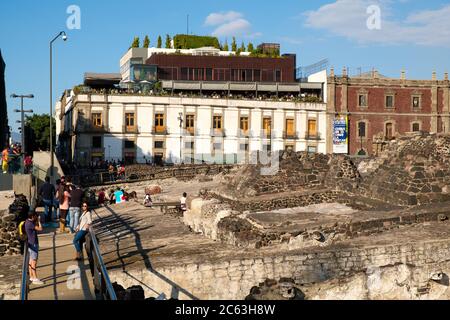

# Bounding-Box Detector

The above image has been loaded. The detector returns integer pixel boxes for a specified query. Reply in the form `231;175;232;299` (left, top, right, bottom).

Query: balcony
210;128;226;137
283;131;298;139
75;123;109;133
185;127;195;136
237;129;250;138
305;132;321;140
263;130;272;139
123;125;139;133
151;126;168;135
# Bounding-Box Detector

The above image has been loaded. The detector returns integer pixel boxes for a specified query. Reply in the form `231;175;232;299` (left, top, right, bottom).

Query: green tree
240;41;245;52
131;36;140;48
247;42;254;52
165;34;171;48
157;35;162;48
223;39;229;51
24;114;55;152
231;37;237;52
143;35;150;48
174;36;181;49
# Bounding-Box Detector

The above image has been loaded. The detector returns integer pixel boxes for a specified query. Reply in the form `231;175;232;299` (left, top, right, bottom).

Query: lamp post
178;112;183;164
49;31;67;182
11;94;34;173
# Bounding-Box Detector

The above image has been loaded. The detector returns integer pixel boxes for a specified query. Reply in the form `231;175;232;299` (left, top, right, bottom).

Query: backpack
18;221;27;241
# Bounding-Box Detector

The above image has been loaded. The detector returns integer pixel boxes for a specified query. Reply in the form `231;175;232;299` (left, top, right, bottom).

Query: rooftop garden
129;34;281;57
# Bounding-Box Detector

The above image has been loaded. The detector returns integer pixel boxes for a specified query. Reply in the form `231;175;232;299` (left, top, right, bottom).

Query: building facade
327;69;450;155
57;91;327;165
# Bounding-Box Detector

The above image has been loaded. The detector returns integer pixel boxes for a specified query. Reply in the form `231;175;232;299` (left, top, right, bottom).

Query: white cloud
204;11;261;38
204;11;243;26
304;0;450;47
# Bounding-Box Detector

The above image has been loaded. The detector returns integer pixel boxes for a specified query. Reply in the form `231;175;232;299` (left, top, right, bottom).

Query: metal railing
20;242;30;300
85;226;117;300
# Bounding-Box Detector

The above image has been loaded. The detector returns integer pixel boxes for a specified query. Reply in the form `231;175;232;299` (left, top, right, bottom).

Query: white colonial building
57;89;327;165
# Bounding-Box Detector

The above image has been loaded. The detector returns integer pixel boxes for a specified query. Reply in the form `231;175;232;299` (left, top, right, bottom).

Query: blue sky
2;0;450;132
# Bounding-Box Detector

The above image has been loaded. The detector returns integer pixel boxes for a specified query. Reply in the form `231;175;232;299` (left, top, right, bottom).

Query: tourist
25;210;44;285
1;145;9;173
68;184;83;234
24;155;33;174
108;163;115;181
97;188;106;206
180;192;188;214
143;193;152;207
38;176;56;223
56;183;71;233
73;202;92;261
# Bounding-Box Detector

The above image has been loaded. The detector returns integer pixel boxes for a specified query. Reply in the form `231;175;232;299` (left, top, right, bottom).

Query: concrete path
27;228;95;300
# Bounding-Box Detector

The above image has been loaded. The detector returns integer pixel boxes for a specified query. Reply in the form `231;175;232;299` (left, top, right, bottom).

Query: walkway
27;226;95;300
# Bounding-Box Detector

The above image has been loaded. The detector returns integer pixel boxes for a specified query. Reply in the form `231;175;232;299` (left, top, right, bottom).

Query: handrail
20;242;30;301
86;226;117;300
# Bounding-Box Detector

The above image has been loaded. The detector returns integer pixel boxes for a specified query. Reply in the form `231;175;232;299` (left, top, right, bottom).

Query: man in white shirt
180;192;187;214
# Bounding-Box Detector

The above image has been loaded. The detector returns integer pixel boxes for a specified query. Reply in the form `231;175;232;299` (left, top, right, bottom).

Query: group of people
28;175;93;285
1;144;31;174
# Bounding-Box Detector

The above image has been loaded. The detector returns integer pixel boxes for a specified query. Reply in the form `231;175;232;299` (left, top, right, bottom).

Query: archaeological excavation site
83;132;450;300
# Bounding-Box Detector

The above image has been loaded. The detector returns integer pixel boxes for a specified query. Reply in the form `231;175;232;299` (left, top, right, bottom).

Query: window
124;140;135;149
240;143;249;151
92;136;102;148
263;144;271;152
263;117;271;136
213;143;222;150
185;115;195;132
286;119;295;137
154;113;165;133
125;113;135;130
285;145;294;152
412;122;420;132
307;146;317;153
275;70;281;82
240;116;249;134
181;67;188;80
358;122;366;138
185;141;194;149
254;69;261;81
213;115;222;130
385;95;394;108
205;68;212;81
92;113;102;127
358;94;367;107
308;119;317;137
412;96;421;109
154;141;164;149
385;122;393;139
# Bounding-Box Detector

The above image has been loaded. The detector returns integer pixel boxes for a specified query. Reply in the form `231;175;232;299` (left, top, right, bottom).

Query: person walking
180;192;188;214
68;184;83;234
25;210;44;285
108;163;115;182
56;184;71;233
38;176;56;223
73;202;92;261
1;146;9;174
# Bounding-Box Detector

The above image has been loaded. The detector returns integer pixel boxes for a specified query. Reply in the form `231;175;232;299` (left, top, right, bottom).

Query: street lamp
50;31;67;182
11;93;34;173
178;112;183;164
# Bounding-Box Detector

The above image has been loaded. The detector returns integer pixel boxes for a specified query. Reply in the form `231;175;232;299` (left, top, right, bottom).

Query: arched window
385;122;393;140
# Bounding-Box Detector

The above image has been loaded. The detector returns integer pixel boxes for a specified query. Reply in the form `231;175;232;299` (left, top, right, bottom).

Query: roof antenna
187;14;189;35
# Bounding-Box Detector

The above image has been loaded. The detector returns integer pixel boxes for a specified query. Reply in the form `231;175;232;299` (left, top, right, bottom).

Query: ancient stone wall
107;238;450;300
354;134;450;206
0;194;28;257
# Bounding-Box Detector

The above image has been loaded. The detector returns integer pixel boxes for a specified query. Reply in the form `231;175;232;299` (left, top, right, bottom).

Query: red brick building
146;53;296;83
326;68;450;155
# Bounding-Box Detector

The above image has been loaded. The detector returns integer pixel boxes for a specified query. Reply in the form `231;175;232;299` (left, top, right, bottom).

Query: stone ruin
184;132;450;250
0;194;28;257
